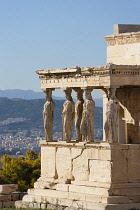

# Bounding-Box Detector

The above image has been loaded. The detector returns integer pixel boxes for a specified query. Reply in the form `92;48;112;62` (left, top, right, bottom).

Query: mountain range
0;89;103;107
0;97;103;135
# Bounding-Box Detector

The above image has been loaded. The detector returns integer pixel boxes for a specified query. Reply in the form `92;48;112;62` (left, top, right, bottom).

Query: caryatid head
85;89;93;100
108;88;116;100
44;89;52;101
64;88;73;101
76;89;84;101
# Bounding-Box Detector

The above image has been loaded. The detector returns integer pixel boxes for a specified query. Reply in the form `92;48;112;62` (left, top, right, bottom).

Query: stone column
74;88;84;142
62;88;75;142
100;89;109;141
43;88;55;141
80;88;95;142
104;87;120;143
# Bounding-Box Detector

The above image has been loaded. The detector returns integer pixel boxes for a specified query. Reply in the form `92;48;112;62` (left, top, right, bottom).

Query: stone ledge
15;195;140;210
0;184;18;194
40;140;140;150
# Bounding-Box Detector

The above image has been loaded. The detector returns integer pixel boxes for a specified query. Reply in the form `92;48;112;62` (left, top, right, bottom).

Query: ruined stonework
15;24;140;210
0;184;26;208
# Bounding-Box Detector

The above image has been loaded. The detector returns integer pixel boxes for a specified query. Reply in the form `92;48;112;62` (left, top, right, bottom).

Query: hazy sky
0;0;140;96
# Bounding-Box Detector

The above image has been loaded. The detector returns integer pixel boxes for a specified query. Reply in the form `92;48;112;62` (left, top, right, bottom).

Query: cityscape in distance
0;89;103;157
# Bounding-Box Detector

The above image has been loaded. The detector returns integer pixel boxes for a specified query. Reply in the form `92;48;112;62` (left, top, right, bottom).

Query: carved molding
37;64;140;90
105;32;140;46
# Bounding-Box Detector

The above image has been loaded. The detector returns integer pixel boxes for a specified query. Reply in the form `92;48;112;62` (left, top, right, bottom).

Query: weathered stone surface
41;146;56;178
71;181;111;188
28;202;34;208
56;147;72;181
2;201;15;208
89;160;111;183
56;184;70;192
34;181;56;189
0;184;18;194
98;148;111;161
34;202;40;209
22;194;35;202
15;200;23;209
110;188;140;196
0;194;11;201
85;194;102;203
128;149;140;182
106;195;137;204
71;148;82;159
0;201;2;208
86;201;107;210
69;185;109;196
28;188;69;199
47;203;65;210
68;191;86;201
11;192;20;201
41;203;47;209
72;149;89;181
111;149;128;182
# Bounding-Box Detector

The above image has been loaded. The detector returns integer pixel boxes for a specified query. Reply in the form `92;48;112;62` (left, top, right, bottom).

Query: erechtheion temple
16;24;140;210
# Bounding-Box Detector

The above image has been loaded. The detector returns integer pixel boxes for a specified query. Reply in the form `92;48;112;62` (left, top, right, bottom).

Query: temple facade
16;24;140;210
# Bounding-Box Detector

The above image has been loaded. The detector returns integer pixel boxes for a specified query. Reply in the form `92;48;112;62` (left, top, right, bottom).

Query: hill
0;97;103;134
0;89;103;107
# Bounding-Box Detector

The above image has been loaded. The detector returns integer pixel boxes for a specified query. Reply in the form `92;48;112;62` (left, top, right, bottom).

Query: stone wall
39;141;140;186
15;142;140;210
106;41;140;65
105;24;140;65
0;184;26;208
117;88;140;144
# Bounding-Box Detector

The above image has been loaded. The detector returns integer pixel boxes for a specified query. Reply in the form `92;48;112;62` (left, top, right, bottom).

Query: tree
0;150;41;191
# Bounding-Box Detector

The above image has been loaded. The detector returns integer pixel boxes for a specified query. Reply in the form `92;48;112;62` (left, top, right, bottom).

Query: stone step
15;199;140;210
24;188;140;203
0;194;11;201
0;184;18;194
0;200;15;208
105;203;140;210
71;181;111;188
27;188;109;202
24;189;140;204
111;187;140;196
112;182;140;189
16;199;107;210
106;195;140;204
24;191;102;203
69;184;109;196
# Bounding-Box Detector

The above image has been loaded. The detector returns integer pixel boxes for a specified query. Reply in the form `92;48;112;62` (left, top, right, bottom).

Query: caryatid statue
43;89;55;141
74;88;84;141
80;89;95;142
62;88;75;142
104;88;120;143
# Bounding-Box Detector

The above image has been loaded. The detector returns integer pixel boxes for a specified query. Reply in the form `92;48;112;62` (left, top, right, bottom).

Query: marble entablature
36;64;140;90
